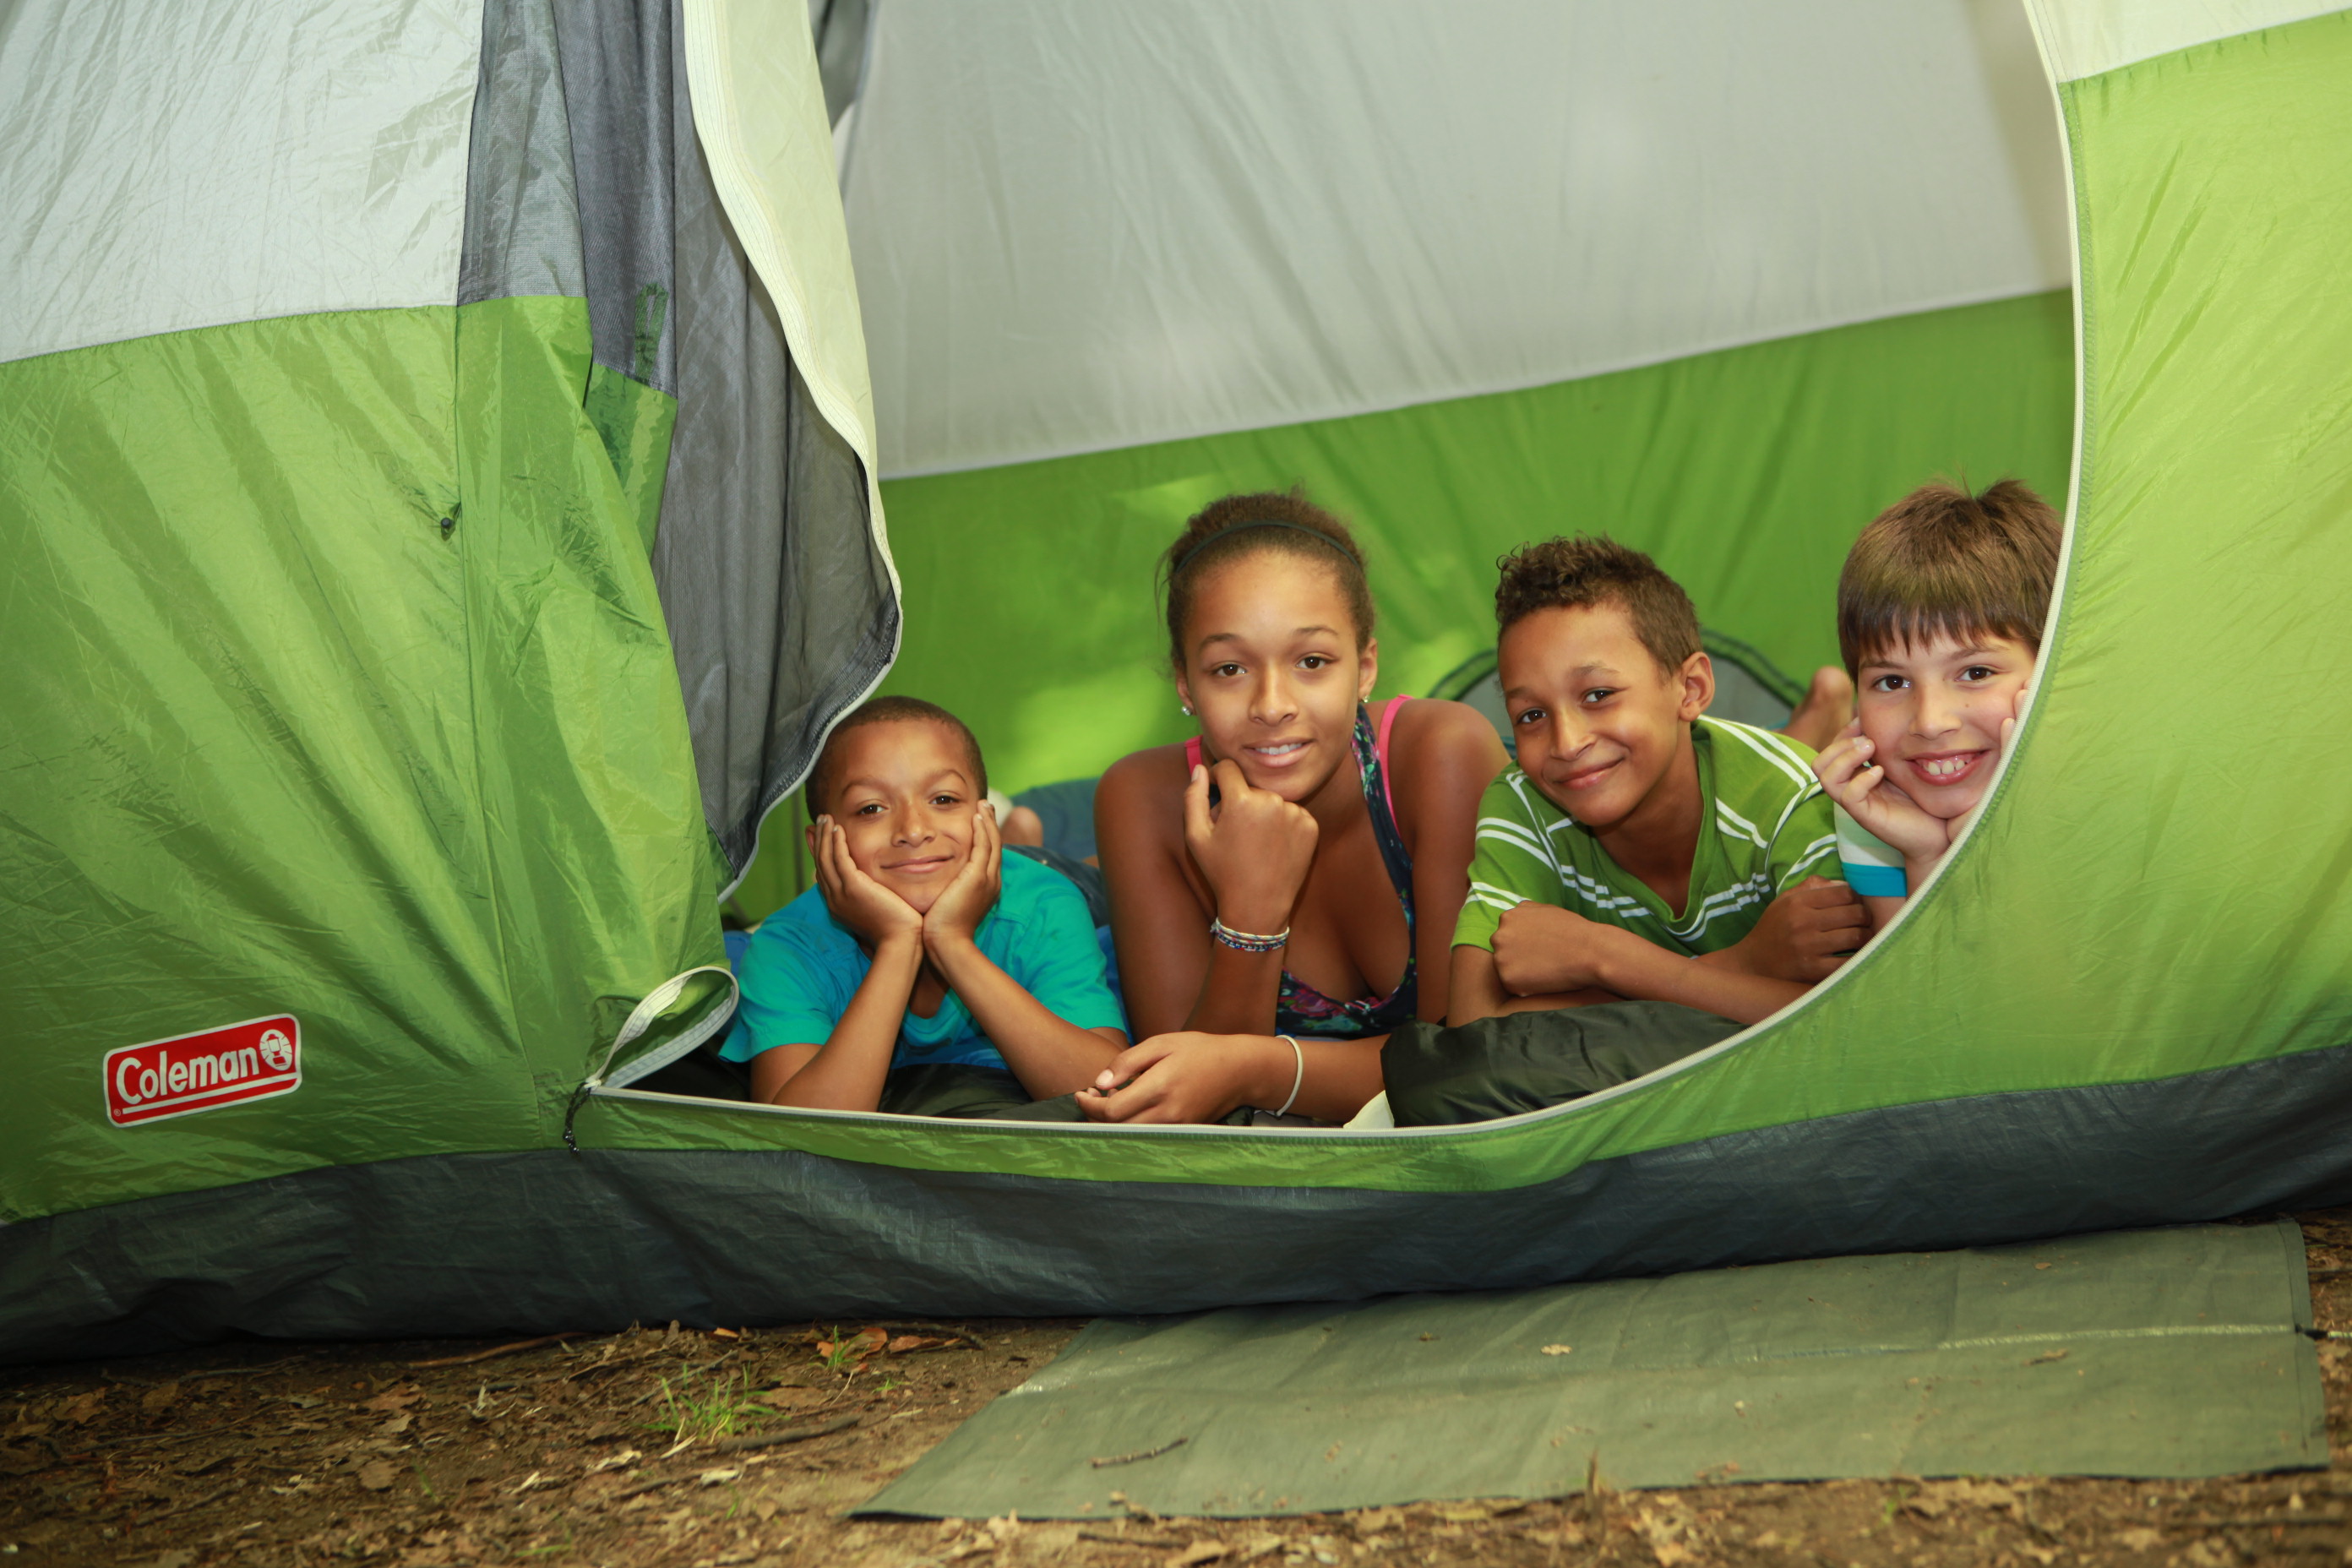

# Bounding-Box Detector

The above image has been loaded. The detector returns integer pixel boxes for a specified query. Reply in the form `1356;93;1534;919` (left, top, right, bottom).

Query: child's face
1498;602;1712;832
812;721;980;915
1173;552;1377;803
1854;632;2036;820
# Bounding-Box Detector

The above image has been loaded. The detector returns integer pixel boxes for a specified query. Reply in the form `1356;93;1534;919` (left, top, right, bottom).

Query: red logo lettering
105;1015;302;1126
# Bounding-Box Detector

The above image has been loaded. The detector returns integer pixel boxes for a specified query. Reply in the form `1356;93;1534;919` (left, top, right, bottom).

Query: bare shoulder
1393;696;1502;756
1391;699;1508;790
1387;698;1509;843
1095;743;1191;837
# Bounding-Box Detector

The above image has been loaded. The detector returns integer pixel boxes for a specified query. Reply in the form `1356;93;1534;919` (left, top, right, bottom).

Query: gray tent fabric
7;1043;2352;1366
458;0;896;881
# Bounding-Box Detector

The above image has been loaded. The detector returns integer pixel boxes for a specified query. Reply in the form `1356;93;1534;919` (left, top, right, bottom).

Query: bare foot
1780;665;1854;753
1001;803;1047;847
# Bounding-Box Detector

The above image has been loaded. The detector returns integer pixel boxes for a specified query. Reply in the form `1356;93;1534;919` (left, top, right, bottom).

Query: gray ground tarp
863;1221;2324;1518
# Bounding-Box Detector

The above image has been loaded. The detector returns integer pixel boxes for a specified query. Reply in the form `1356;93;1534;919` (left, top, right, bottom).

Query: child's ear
1356;637;1380;701
1677;651;1715;721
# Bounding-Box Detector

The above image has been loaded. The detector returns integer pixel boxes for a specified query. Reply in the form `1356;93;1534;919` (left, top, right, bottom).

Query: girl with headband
1083;492;1506;1124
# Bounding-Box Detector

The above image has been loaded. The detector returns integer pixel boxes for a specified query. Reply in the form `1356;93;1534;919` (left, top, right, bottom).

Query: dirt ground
8;1211;2352;1568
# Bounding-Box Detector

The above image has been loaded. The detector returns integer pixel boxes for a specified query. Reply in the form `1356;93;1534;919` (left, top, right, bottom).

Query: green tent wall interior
3;0;2351;1361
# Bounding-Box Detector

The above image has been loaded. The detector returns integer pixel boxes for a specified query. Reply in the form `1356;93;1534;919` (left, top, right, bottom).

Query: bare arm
1096;750;1236;1038
1390;700;1510;1023
920;806;1124;1098
1448;942;1616;1026
1076;1030;1386;1124
1493;902;1802;1027
1096;749;1316;1038
751;932;920;1110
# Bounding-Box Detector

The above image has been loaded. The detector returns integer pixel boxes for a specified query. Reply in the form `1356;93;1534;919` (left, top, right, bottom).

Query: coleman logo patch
106;1015;302;1126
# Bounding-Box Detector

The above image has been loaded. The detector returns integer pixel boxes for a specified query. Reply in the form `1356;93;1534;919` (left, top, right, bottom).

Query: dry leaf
377;1413;413;1436
1540;1344;1574;1356
2034;1262;2053;1271
362;1388;421;1413
888;1334;952;1354
1634;1511;1696;1567
356;1459;397;1491
1173;1544;1230;1566
586;1449;640;1474
2116;1527;2164;1550
57;1391;106;1426
2024;1348;2071;1367
697;1467;743;1486
139;1382;181;1413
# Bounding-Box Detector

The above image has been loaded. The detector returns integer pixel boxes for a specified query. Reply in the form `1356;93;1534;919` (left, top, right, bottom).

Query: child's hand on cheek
810;816;923;949
1953;681;2033;841
923;802;1002;955
1811;720;1951;865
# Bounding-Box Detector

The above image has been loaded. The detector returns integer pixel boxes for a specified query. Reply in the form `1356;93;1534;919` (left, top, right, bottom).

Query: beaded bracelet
1210;917;1290;954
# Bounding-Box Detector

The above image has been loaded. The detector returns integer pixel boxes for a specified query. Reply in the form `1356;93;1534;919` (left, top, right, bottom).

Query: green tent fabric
5;2;2352;1361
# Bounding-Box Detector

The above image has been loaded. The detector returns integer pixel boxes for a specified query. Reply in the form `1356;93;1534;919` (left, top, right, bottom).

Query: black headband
1171;519;1357;578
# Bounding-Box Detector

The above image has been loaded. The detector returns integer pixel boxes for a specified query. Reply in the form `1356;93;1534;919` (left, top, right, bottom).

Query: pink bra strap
1375;696;1408;819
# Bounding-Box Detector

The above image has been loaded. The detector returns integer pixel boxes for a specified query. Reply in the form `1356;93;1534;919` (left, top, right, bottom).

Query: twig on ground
863;1323;988;1350
1076;1529;1185;1549
1092;1438;1188;1468
708;1414;861;1453
408;1334;587;1369
2186;1514;2352;1527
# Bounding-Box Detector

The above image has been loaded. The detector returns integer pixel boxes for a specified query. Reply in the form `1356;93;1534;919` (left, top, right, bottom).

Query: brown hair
1837;479;2061;676
807;696;987;811
1493;535;1701;677
1160;490;1375;668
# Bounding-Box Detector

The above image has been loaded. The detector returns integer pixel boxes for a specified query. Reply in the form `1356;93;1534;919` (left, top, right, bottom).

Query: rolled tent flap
0;0;892;1228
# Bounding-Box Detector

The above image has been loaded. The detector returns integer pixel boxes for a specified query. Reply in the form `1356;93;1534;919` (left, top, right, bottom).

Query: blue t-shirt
720;852;1126;1072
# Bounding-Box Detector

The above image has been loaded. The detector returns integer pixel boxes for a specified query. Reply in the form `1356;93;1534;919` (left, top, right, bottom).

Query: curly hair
1493;535;1701;677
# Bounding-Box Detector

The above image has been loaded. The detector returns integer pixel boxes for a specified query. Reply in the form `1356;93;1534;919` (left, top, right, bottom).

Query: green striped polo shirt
1451;716;1838;956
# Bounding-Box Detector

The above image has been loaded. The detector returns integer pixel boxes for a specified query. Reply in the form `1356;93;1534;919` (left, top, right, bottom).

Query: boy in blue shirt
723;698;1126;1117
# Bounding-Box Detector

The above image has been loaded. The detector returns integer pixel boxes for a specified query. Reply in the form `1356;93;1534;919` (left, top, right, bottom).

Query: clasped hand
1491;902;1614;995
1183;758;1318;932
810;803;1001;956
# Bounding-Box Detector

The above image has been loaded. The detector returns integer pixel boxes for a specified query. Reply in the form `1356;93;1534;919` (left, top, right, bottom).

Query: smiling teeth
1919;756;1974;779
1253;743;1305;755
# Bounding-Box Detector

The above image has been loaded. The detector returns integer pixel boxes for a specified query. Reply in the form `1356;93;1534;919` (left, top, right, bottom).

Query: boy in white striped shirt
1449;536;1859;1027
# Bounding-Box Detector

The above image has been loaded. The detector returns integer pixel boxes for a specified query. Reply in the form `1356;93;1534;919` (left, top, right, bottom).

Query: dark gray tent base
7;1043;2350;1365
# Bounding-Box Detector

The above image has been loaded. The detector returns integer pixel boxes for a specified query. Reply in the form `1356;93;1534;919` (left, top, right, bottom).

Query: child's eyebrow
1197;624;1342;647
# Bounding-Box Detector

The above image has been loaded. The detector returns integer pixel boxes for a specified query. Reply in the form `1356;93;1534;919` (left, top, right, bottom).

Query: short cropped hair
1493;535;1702;677
807;696;988;812
1837;479;2062;676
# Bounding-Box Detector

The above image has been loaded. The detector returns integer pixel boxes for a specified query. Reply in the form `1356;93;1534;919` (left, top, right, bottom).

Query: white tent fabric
841;0;2072;479
2026;0;2338;79
0;0;482;366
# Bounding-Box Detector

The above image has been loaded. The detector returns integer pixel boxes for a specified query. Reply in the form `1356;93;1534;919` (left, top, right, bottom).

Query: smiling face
1497;602;1712;833
1854;632;2035;820
1173;551;1376;803
812;720;979;914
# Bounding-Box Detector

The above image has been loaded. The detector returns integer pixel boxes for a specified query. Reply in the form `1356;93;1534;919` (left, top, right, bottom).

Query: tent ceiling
2026;0;2340;80
0;0;482;366
842;0;2072;479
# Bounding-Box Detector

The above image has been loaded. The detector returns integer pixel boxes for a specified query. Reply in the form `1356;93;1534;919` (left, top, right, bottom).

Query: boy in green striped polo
1448;536;1860;1027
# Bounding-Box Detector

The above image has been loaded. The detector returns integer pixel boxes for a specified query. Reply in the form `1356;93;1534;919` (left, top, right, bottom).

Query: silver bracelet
1211;917;1290;954
1275;1033;1304;1117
